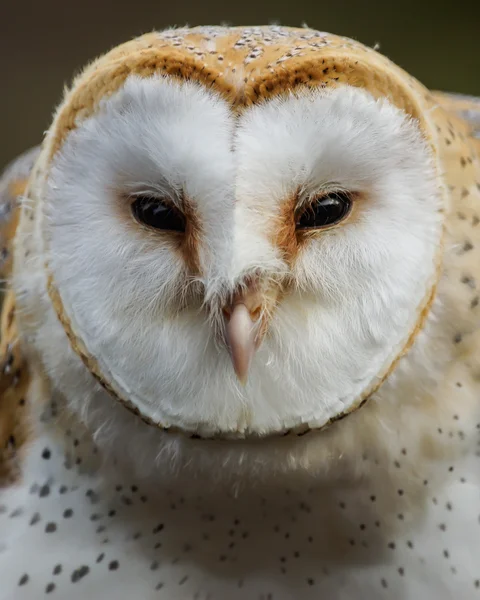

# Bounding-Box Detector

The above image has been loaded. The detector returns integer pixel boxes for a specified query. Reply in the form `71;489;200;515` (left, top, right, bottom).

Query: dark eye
131;196;186;232
296;191;352;230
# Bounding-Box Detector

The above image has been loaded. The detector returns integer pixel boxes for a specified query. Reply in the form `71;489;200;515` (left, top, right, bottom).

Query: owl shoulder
0;147;40;487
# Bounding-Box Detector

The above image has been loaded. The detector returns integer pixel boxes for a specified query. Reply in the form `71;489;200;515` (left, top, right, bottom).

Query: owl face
38;73;442;441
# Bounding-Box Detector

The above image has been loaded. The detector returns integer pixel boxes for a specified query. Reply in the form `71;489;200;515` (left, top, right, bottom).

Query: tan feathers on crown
48;27;435;159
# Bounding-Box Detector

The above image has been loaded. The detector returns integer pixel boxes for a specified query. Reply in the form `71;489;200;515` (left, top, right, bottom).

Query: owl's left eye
296;191;352;230
131;196;186;232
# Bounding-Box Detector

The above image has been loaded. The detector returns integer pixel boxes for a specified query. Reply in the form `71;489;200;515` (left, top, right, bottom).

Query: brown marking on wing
0;291;32;487
8;179;28;199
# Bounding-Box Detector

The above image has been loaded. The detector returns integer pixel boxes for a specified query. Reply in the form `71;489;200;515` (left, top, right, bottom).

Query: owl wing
0;147;40;486
432;91;480;138
0;146;40;282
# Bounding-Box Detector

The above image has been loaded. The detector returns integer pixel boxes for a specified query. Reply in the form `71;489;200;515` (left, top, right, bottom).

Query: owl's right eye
131;196;186;232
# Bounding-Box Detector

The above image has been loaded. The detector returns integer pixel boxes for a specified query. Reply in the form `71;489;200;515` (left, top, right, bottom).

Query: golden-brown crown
46;26;439;162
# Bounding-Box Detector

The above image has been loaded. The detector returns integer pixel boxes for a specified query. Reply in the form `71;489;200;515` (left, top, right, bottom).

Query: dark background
1;0;478;167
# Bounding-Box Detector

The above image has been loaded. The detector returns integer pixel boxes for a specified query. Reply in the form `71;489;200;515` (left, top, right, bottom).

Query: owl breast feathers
0;25;480;480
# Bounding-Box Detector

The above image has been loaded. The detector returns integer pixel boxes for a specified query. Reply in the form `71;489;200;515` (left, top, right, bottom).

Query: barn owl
1;24;480;599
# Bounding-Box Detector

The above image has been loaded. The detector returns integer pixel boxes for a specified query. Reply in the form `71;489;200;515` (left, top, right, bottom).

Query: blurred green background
1;0;478;167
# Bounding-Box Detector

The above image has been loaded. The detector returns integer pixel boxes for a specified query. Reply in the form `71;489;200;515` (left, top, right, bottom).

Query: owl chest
1;424;480;600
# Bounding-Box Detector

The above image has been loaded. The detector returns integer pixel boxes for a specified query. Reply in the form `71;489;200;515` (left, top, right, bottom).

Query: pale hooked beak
223;287;277;385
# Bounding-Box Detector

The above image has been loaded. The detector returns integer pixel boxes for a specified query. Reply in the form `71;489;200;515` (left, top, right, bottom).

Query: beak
223;287;277;385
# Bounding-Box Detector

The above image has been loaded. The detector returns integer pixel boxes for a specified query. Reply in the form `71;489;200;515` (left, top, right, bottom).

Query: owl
1;25;480;599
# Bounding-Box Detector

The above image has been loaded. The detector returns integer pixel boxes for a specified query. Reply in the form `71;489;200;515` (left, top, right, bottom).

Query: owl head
15;26;445;477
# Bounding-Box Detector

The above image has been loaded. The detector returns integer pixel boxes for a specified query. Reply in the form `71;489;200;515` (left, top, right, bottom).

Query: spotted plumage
1;25;480;599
